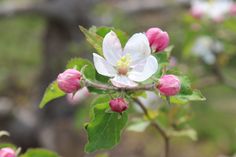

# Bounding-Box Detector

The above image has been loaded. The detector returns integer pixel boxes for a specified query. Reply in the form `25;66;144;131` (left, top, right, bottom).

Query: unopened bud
57;69;82;93
109;98;128;113
157;75;181;96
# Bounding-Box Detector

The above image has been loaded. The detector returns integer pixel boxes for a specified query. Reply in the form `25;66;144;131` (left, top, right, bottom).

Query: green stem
133;98;170;157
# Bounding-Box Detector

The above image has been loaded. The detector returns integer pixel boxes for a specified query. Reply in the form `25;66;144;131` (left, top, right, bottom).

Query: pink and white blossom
93;31;158;88
190;0;233;21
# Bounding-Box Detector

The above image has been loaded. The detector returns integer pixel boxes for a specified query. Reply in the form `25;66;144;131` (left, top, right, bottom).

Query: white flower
191;0;233;20
93;31;158;87
192;36;224;65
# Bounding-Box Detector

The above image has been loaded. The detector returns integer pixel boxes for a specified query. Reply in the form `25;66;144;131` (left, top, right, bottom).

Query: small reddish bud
109;98;128;113
146;27;169;52
0;148;16;157
157;75;181;96
57;69;82;93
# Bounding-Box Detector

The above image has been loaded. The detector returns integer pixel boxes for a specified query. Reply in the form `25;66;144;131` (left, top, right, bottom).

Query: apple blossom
109;98;128;113
0;148;16;157
157;75;181;96
192;36;224;65
190;0;233;21
145;27;169;52
93;31;158;88
57;69;82;93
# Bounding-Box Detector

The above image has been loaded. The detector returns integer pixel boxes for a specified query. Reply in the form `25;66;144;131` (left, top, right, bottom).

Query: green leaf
0;143;16;149
154;52;169;66
79;26;103;55
39;81;65;108
127;119;150;132
87;87;110;94
167;128;197;141
79;26;129;55
153;52;169;77
66;58;96;81
20;149;59;157
170;89;206;105
168;76;206;105
179;76;193;95
85;101;128;152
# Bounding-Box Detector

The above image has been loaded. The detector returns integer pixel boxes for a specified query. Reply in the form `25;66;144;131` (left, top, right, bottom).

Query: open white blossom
93;31;158;87
191;0;233;21
192;36;224;65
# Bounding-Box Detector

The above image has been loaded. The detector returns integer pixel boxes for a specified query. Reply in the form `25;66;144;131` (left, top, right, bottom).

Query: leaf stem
133;98;170;157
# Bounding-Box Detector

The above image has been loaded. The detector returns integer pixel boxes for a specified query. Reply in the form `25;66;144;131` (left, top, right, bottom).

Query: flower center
116;54;131;75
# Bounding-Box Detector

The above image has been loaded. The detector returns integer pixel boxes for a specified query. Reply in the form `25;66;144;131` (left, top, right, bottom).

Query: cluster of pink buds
145;27;180;96
0;148;16;157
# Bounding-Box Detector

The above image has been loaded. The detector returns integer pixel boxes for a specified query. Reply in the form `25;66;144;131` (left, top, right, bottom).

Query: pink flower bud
190;7;204;19
109;98;128;113
157;75;181;96
0;148;16;157
230;3;236;16
146;27;169;52
57;69;82;93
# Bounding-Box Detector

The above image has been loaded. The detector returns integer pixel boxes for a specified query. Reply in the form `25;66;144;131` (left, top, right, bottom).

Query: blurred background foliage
0;0;236;157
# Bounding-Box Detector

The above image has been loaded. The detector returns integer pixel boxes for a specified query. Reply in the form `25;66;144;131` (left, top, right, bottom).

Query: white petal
103;31;123;65
93;53;116;77
111;75;138;88
128;55;158;82
207;1;232;19
123;33;151;65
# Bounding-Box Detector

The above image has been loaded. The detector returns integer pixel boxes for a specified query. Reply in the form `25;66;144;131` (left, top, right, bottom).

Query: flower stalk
82;77;157;92
133;98;170;157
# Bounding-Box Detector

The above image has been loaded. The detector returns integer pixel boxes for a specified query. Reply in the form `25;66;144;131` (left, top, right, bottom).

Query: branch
83;78;156;92
133;98;170;157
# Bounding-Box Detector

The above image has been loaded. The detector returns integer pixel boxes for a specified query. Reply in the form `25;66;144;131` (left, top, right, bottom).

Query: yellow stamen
116;54;131;75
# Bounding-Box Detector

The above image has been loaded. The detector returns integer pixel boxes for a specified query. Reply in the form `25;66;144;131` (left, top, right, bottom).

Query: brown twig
83;78;156;92
133;98;170;157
